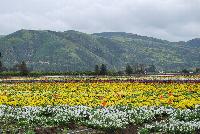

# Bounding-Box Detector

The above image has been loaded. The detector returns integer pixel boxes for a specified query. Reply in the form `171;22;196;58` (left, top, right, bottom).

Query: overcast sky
0;0;200;41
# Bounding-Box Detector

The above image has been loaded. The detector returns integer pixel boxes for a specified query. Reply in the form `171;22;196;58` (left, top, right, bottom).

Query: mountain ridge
0;29;199;72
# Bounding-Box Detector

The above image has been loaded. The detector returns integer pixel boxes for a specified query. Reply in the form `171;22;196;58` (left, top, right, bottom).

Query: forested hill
0;29;199;72
0;35;5;38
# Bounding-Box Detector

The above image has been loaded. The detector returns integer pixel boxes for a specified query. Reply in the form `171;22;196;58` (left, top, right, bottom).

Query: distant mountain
93;32;169;43
94;32;200;70
186;38;200;48
0;29;199;72
0;35;5;38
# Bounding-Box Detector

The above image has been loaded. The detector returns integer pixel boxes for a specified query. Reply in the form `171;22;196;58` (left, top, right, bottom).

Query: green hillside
0;35;5;38
0;30;199;72
94;32;200;70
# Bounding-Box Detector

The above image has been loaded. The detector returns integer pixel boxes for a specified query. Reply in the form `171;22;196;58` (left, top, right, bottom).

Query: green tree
125;64;133;75
147;64;156;73
19;61;29;76
181;69;189;74
133;63;145;74
0;52;3;72
100;64;107;75
94;64;100;75
196;68;200;73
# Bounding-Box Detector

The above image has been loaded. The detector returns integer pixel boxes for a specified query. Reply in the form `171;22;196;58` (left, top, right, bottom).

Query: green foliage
196;68;200;73
181;69;190;74
0;30;199;72
146;65;156;73
94;64;100;75
0;52;2;72
100;64;107;75
18;61;29;76
125;64;133;75
0;61;2;72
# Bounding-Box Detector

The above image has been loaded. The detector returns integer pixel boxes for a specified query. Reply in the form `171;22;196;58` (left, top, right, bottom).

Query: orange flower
101;101;107;107
160;95;163;99
53;94;60;99
168;99;173;104
168;92;173;96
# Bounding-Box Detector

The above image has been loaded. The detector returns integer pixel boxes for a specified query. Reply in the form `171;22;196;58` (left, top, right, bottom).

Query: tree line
0;51;200;76
0;52;29;76
93;63;156;76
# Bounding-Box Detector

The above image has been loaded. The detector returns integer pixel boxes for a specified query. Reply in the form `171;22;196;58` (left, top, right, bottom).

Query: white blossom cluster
0;105;199;133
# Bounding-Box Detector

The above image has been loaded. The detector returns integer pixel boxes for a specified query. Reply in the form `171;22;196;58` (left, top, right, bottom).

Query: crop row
0;82;200;108
0;105;200;133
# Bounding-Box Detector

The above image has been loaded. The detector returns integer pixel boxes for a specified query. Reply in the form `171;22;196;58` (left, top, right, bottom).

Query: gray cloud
0;0;200;41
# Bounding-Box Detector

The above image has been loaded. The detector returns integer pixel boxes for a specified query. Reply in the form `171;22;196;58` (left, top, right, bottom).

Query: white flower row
0;105;199;133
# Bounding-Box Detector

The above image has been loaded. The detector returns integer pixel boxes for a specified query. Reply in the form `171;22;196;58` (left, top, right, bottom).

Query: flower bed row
0;82;200;108
0;105;200;133
1;79;200;83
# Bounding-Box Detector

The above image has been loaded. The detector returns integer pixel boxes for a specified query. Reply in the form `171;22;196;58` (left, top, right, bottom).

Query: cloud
0;0;200;41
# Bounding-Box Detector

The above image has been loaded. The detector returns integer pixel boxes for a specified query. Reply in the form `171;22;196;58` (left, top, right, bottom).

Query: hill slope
94;32;200;70
0;35;5;38
0;30;199;72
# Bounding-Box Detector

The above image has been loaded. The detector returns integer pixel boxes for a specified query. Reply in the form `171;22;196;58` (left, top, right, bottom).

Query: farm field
0;76;200;133
1;74;200;81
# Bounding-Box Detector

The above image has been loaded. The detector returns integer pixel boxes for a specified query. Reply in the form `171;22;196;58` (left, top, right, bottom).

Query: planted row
0;105;200;133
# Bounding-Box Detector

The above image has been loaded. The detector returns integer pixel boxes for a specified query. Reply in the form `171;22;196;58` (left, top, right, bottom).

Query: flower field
0;77;200;133
0;82;200;108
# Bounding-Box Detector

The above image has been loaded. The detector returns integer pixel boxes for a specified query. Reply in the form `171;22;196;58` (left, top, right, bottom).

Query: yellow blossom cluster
0;82;199;108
